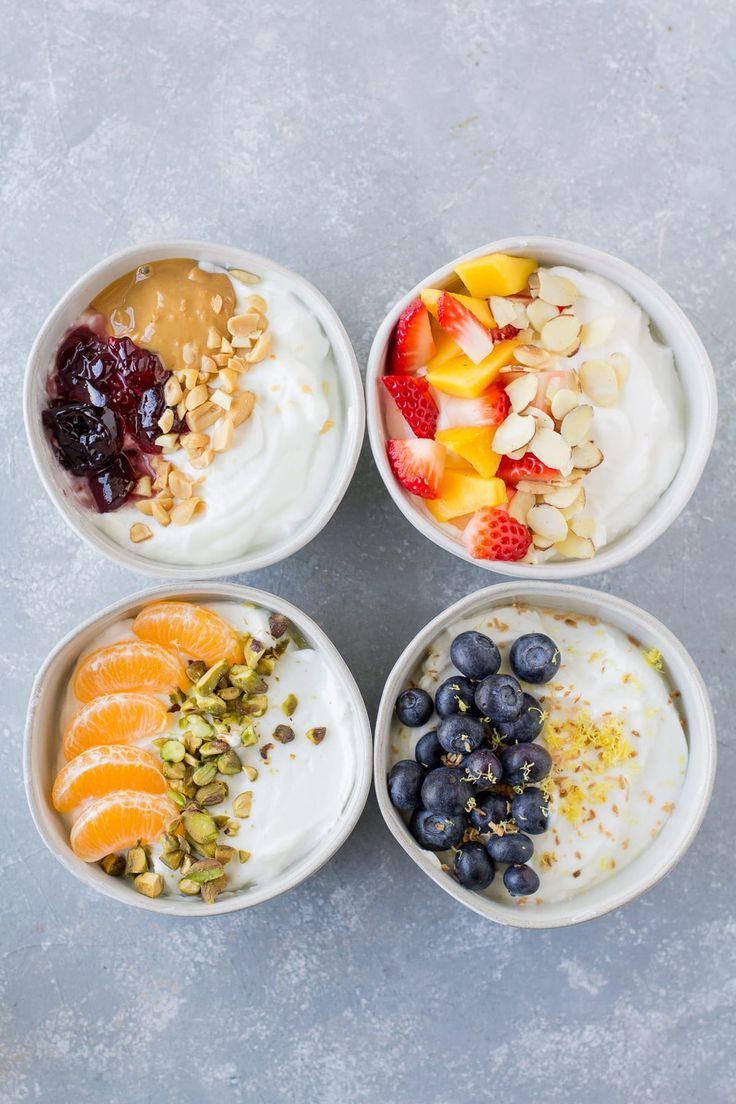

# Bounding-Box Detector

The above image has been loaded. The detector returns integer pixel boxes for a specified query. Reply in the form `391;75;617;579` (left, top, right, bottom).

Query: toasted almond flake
201;354;217;374
550;388;579;421
516;327;535;344
189;448;215;470
505;373;538;413
130;522;153;543
532;533;556;550
556;533;595;559
610;352;630;385
182;432;209;452
220;368;239;394
185;383;209;412
227;312;261;339
168;470;193;500
561;404;594;446
571;442;604;470
156;490;174;510
164;376;183;406
527;299;558;332
157;408;174;434
527;406;554;428
182;341;198;366
184;367;199;391
228;267;261;286
213;353;230;367
578;359;619;406
186;402;220;433
537;270;579;307
517;479;570;496
508;490;535;524
213;416;234;452
543;483;581;508
136;499;154;516
210;389;232;412
134;475;152;498
528;272;540;295
571;515;596;539
581;314;615;348
492;412;536;455
541;314;582;353
154;433;179;451
170;497;200;526
490;296;518;327
245;330;272;363
245;294;268;314
506;447;528;460
207;326;221;350
228;355;247;373
529;426;572;470
527;503;569;542
151;500;171;527
560;488;586;518
211;294;223;314
220;336;234;355
231;390;256;427
514;344;551;369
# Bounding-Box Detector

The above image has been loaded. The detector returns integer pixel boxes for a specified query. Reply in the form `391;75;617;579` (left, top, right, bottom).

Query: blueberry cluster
388;629;560;900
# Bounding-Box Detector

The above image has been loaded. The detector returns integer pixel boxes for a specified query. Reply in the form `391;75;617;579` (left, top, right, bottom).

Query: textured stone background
2;1;734;1101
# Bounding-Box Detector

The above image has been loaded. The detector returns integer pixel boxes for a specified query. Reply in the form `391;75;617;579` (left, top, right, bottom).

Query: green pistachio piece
223;819;240;837
245;765;258;782
178;877;201;896
187;660;207;683
229;666;265;693
200;739;229;759
125;844;149;876
180;854;194;876
214;844;235;865
182;811;218;845
194;693;227;716
242;694;268;717
162;761;186;780
196;839;217;858
238;850;251;863
268;613;289;639
188;716;214;743
134;872;164;898
196;780;229;806
161;739;186;763
100;853;125;877
167;788;187;809
213;815;230;829
201;874;228;905
273;724;295;744
244;638;267;670
256;656;276;676
160;832;180;854
191;762;218;787
219;685;241;701
217;749;242;775
159;850;184;871
306;727;327;745
185;859;225;884
240;724;258;748
196;659;230;696
282;694;298;717
232;791;253;819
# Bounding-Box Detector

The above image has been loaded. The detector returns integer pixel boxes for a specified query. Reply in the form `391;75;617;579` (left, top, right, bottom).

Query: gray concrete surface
2;1;734;1101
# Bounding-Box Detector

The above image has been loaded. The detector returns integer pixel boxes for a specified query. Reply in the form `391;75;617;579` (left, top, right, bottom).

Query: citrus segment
73;641;188;701
132;601;243;666
69;791;176;862
62;693;169;760
52;745;166;812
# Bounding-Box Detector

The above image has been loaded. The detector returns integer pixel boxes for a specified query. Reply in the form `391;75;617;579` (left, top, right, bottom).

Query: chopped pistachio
228;665;264;693
245;638;267;669
194;692;227;716
240;724;258;747
259;742;274;764
192;761;218;787
223;819;240;837
273;724;295;744
178;877;201;896
306;726;327;745
201;873;228;904
268;613;289;639
167;788;187;809
152;737;168;748
180;854;194;876
238;850;251;864
215;844;235;865
200;739;229;759
217;749;242;775
232;791;253;819
282;694;298;717
161;739;186;763
257;656;276;676
100;853;125;877
219;685;241;702
196;659;230;695
187;715;213;741
197;839;217;858
125;844;148;876
242;694;268;717
245;765;258;782
187;660;207;683
185;859;224;884
183;810;218;845
159;849;184;871
196;780;229;806
160;832;180;854
134;872;164;898
162;761;186;780
169;688;186;707
213;815;230;829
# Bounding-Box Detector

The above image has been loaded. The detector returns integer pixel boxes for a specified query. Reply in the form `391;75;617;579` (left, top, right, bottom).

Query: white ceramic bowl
374;581;716;928
24;240;365;579
367;236;717;579
25;582;372;916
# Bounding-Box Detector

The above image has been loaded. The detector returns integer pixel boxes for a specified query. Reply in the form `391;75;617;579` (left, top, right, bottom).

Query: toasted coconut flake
581;314;615;348
505;373;538;413
550;388;579;421
130;522;153;543
537;270;578;307
561;404;594;446
556;533;595;559
529;426;572;470
540;314;582;353
527;299;558;333
527;503;569;543
571;441;604;470
492;413;536;455
579;359;619;406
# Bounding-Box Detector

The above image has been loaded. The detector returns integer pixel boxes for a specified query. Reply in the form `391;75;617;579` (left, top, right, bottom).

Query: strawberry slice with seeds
387;439;445;499
489;323;521;342
436;291;494;364
437;381;510;429
464;506;532;562
497;452;561;484
381;376;438;439
389;299;436;375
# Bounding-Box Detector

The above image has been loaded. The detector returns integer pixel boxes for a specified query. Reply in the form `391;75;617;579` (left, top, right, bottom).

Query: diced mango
425;339;519;398
455;253;538;298
435;426;501;479
426;470;507;522
421;288;494;328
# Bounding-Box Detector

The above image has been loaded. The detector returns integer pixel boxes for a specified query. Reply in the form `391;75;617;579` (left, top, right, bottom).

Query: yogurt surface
59;601;357;895
390;604;688;905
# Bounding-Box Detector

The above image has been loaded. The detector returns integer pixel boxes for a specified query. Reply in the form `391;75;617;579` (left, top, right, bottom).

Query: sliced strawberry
381;376;438;439
436;381;510;430
387;439;445;499
489;324;520;342
498;452;561;484
436;291;494;364
464;506;532;562
389;300;435;374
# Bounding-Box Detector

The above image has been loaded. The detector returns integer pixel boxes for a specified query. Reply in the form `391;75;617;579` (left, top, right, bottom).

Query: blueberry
395;687;434;727
410;808;466;851
499;743;552;786
475;674;524;723
469;791;509;832
509;633;561;685
435;675;477;718
492;693;544;744
487;832;534;865
511;787;550;835
387;760;425;812
420;767;474;815
462;747;503;790
503;863;540;897
450;630;501;681
454;842;495;890
437;714;486;756
415;729;444;770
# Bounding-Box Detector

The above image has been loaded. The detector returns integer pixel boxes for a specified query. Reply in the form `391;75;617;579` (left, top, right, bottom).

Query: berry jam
44;326;172;512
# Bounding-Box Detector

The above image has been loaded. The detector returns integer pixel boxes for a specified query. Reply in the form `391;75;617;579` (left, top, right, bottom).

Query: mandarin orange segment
52;745;166;812
132;601;243;667
73;641;188;702
62;693;169;760
69;791;176;862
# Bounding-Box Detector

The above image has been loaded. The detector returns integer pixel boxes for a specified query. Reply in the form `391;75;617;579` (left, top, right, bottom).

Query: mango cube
426;318;462;370
425;339;519;398
420;288;494;328
455;253;538;298
435;426;501;479
426;470;507;522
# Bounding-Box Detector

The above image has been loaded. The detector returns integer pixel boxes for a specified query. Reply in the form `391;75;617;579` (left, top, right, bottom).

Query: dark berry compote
43;326;176;512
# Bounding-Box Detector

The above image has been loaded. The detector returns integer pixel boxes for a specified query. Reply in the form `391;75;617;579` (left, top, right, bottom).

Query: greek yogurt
59;601;357;895
391;604;688;905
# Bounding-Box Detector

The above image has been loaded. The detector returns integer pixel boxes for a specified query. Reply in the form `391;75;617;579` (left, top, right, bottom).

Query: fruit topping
387;760;425;812
420;766;474;815
474;673;524;723
387;439;445;499
420;288;494;328
73;641;188;701
511;787;550;835
436;714;486;757
414;729;444;770
461;747;502;790
509;632;561;684
503;863;540;897
492;692;544;744
88;454;136;512
454;842;495;890
381;375;438;439
52;745;166;812
435;291;494;364
497;452;561;485
69;790;176;862
463;506;532;562
498;742;552;786
450;631;501;681
389;299;435;374
395;687;434;727
426;342;518;398
62;693;169;760
42;402;122;475
435;382;511;428
410;808;466;851
487;832;534;865
469;791;509;832
426;469;507;523
434;675;477;718
454;252;538;298
132;601;244;667
435;426;500;479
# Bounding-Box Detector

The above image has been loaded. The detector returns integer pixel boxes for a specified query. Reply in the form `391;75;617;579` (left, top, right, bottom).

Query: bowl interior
367;236;716;579
25;241;364;579
374;581;715;928
26;583;372;915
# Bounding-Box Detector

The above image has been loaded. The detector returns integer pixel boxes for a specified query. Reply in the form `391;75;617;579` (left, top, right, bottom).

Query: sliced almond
527;503;569;543
489;296;518;328
528;272;540;296
516;479;569;496
157;408;174;434
168;470;193;500
578;359;619;407
185;384;209;412
580;314;615;348
505;374;538;413
190;448;215;470
550;388;579;421
186;402;221;433
170;497;200;526
540;314;582;353
543;483;582;508
527;406;554;429
130;522;153;543
134;475;152;498
492;413;536;455
560;404;593;446
508;490;535;525
245;294;268;314
532;533;556;551
211;294;223;314
560;488;586;519
245;330;272;363
610;352;630;385
527;299;558;332
555;533;595;559
164;376;183;406
228;267;261;286
571;515;596;539
529;426;572;470
571;442;603;470
514;344;551;369
154;433;179;452
537;271;578;307
212;416;234;452
151;499;171;527
231;390;256;427
506;447;528;461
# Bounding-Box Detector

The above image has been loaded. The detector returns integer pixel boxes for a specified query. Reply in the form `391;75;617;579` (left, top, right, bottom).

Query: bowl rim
366;234;718;580
373;580;717;928
24;238;365;579
24;581;373;916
